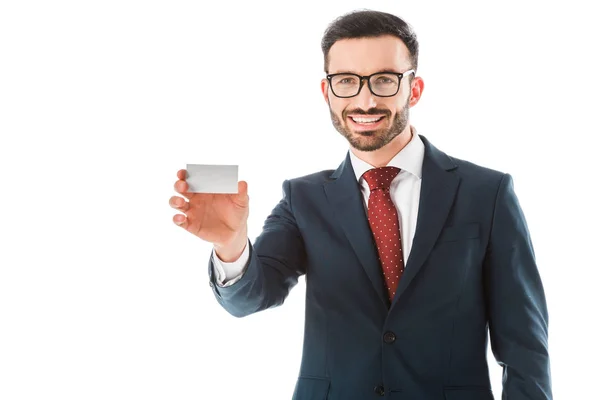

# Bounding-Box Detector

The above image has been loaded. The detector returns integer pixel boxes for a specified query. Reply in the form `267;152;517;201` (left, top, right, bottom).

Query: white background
1;1;599;399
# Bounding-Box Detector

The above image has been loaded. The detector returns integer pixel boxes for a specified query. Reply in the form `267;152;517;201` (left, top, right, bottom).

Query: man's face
321;35;417;152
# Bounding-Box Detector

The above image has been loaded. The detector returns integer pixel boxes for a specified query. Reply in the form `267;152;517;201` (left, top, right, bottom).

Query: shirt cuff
212;238;250;287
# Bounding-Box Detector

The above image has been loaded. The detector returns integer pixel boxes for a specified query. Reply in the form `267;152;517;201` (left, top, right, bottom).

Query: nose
354;79;378;110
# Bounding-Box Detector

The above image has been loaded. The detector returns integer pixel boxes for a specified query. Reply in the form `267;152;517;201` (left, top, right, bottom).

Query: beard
329;96;410;152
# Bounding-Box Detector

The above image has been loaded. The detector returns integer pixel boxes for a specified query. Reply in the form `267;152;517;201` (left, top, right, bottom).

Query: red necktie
362;167;405;303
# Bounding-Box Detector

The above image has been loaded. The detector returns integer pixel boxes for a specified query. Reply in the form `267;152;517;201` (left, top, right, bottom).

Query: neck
351;125;413;168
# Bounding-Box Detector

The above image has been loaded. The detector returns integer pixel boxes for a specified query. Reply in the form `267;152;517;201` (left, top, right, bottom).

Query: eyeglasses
326;69;415;98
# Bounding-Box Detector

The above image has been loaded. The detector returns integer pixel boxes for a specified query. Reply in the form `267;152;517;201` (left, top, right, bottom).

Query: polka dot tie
362;166;404;303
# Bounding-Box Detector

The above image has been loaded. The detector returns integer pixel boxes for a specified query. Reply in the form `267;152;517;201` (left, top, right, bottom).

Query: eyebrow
330;69;403;75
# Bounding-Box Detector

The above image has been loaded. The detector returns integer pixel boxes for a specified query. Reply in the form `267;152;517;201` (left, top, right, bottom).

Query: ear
408;76;424;107
321;78;330;103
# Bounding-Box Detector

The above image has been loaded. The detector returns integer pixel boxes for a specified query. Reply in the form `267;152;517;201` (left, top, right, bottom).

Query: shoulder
423;134;510;196
278;169;336;197
288;169;336;184
448;154;506;180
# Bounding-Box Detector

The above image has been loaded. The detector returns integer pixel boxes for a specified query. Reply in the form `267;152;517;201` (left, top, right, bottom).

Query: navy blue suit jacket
208;135;552;400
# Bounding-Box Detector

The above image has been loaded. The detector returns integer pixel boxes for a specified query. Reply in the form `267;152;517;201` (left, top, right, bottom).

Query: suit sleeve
483;173;552;399
207;179;307;318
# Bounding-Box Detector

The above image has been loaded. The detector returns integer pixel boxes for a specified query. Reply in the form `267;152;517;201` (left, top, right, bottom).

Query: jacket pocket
437;222;480;243
444;387;494;400
292;376;330;400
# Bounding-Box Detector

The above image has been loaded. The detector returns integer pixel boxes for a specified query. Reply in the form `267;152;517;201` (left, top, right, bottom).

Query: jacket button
383;331;396;344
374;385;385;396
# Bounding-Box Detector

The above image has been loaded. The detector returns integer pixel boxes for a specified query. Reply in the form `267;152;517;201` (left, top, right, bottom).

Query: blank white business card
185;164;238;193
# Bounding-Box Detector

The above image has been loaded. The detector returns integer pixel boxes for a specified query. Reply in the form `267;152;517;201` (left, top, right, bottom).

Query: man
170;9;552;400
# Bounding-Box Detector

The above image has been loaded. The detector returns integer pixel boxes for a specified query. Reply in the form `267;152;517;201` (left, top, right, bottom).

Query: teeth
352;117;383;123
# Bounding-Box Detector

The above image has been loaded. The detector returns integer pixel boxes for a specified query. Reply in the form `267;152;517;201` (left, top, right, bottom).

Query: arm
483;173;552;399
207;179;307;317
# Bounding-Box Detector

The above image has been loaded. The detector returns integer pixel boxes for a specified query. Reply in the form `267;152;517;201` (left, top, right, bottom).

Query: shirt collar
349;125;425;183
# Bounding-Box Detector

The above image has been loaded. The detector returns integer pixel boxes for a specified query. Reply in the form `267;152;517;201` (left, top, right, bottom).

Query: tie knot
362;166;400;191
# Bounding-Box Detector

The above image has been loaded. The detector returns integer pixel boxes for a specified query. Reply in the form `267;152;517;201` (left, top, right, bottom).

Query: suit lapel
323;134;460;311
390;135;460;309
323;152;389;309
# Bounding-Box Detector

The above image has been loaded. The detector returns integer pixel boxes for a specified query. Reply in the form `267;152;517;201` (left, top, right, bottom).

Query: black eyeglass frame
326;69;415;98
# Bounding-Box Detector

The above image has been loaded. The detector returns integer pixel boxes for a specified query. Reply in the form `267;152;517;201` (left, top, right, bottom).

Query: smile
348;115;386;130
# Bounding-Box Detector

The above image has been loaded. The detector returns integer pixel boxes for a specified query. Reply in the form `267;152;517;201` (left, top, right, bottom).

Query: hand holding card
170;166;249;259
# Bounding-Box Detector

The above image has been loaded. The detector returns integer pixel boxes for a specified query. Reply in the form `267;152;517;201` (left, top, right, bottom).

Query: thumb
229;180;249;208
237;180;248;197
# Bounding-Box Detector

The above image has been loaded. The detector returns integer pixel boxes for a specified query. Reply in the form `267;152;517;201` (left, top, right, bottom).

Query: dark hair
321;9;419;74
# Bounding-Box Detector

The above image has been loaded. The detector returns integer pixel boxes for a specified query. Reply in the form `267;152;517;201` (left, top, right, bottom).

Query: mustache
344;108;390;117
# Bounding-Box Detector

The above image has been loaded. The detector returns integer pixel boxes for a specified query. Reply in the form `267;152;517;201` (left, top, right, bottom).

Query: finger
238;180;248;196
169;195;190;212
173;213;189;229
177;169;187;180
174;179;196;201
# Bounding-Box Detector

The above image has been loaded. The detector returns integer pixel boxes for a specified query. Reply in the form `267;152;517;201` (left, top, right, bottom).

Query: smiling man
323;34;417;162
171;8;552;400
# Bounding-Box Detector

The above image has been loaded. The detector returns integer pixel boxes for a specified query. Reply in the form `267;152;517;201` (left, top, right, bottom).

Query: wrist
214;228;248;262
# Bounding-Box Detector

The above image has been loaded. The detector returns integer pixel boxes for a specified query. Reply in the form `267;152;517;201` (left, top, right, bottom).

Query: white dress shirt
212;126;425;287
